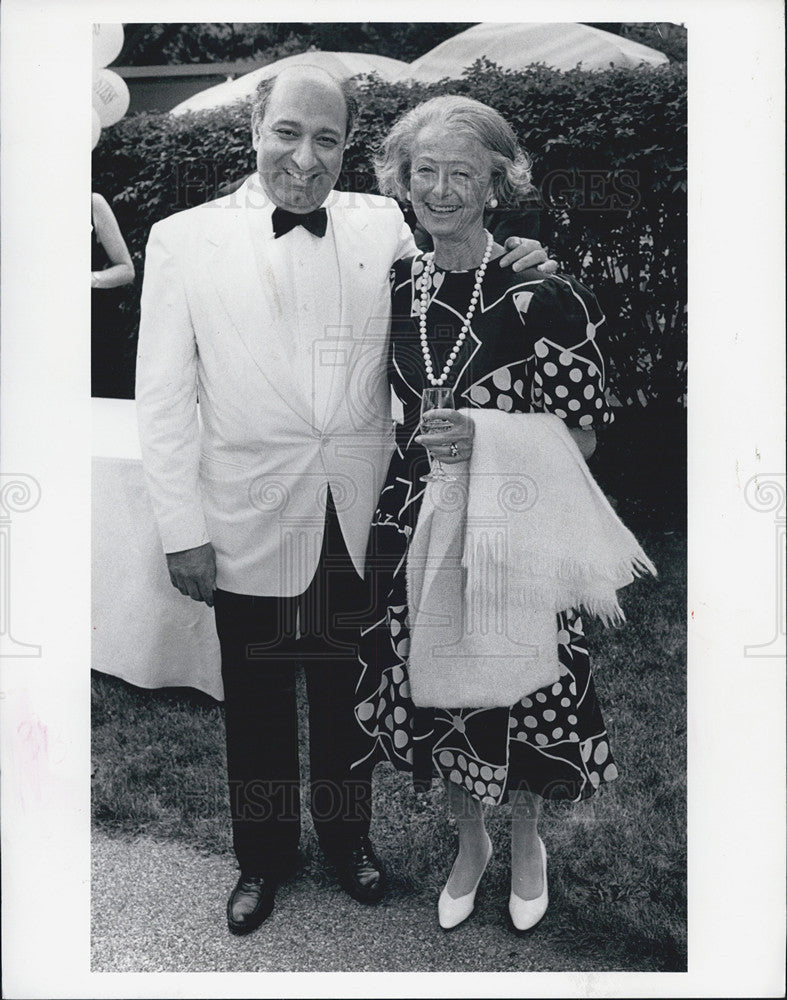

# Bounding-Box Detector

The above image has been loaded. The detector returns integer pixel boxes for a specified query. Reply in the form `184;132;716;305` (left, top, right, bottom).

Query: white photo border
1;0;784;997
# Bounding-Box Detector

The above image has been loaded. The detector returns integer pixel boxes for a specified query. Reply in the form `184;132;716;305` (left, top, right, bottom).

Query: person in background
91;191;135;398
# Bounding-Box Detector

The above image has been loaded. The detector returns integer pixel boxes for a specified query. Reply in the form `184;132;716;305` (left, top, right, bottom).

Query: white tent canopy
170;50;409;115
394;22;669;83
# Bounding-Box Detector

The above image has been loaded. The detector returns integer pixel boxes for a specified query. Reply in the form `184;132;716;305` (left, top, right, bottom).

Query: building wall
115;62;260;114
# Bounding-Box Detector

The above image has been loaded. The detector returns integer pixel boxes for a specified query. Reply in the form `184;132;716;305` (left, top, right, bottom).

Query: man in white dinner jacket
136;65;550;935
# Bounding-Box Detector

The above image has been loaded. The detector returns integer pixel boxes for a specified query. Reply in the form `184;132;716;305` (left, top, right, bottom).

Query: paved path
91;829;608;973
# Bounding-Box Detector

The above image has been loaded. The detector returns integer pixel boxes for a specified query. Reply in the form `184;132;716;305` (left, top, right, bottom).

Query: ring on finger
449;442;459;458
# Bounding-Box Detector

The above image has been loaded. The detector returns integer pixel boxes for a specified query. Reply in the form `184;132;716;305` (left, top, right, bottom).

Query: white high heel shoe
508;836;548;931
437;832;493;930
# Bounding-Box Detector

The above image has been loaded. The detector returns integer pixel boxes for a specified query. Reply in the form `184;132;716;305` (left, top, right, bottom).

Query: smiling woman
357;93;639;935
250;67;357;213
409;130;494;265
377;94;538;267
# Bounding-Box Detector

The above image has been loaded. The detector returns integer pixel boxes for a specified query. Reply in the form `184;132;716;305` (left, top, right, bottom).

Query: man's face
252;74;347;214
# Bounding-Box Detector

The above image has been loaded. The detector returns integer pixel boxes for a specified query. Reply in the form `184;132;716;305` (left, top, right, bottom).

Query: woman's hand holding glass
416;405;475;476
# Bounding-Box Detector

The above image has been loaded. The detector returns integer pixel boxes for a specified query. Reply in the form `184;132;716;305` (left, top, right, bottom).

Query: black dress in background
91;221;134;399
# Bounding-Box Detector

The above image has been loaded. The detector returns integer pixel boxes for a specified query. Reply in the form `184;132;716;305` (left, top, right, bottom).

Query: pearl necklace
419;230;494;387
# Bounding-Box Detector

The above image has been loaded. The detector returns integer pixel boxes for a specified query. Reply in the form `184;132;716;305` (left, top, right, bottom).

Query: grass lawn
92;514;686;972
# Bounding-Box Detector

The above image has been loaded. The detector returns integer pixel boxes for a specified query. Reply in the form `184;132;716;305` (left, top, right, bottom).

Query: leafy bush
339;62;687;416
119;22;479;67
93;61;686;507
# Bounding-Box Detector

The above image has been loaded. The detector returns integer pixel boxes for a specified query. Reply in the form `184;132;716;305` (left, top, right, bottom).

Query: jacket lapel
204;199;316;429
316;203;353;432
321;200;387;432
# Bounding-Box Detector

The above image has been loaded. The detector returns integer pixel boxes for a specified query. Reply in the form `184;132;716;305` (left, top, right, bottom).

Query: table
92;398;223;700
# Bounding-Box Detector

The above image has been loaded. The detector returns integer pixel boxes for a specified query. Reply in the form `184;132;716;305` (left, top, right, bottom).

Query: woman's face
409;126;495;245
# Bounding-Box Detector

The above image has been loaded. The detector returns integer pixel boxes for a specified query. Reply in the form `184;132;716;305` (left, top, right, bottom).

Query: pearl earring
488;197;498;209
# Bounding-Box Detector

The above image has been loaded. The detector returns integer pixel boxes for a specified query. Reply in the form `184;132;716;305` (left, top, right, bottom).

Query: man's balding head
251;66;359;145
250;66;356;214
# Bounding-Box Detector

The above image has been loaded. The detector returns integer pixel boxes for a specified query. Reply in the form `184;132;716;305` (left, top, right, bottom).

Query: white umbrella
395;22;669;83
170;50;409;115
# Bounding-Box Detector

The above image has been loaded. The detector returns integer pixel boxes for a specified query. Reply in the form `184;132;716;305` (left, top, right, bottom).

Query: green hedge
93;61;686;507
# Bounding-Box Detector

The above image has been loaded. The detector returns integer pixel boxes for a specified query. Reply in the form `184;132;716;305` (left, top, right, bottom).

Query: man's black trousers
213;491;374;877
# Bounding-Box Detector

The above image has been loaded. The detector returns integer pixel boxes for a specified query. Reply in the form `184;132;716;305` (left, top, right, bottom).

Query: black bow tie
271;206;328;239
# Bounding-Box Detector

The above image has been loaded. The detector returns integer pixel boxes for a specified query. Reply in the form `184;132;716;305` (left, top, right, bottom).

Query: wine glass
420;386;457;482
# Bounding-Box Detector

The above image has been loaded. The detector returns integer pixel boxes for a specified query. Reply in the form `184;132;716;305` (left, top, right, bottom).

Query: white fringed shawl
406;410;656;709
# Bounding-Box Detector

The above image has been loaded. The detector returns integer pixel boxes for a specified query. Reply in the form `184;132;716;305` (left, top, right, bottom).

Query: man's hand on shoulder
166;542;217;607
499;237;559;274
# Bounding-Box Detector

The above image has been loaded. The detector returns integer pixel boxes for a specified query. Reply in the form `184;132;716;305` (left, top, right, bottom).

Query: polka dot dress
354;254;617;805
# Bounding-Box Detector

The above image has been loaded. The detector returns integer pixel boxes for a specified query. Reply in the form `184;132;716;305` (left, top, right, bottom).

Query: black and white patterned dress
354;253;619;805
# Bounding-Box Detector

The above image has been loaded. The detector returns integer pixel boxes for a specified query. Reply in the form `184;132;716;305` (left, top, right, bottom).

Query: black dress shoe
226;873;276;935
330;835;385;904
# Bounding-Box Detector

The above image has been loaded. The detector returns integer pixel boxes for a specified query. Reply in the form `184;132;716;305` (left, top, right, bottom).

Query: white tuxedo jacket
136;183;415;596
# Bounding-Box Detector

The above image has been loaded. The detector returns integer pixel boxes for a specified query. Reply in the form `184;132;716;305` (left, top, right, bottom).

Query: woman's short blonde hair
375;95;535;206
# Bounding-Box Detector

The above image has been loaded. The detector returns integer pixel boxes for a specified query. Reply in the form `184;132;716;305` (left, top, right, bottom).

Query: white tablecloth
92;398;223;700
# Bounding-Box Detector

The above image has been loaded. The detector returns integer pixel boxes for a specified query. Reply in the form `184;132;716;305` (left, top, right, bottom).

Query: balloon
93;69;130;128
92;108;102;150
92;23;124;69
